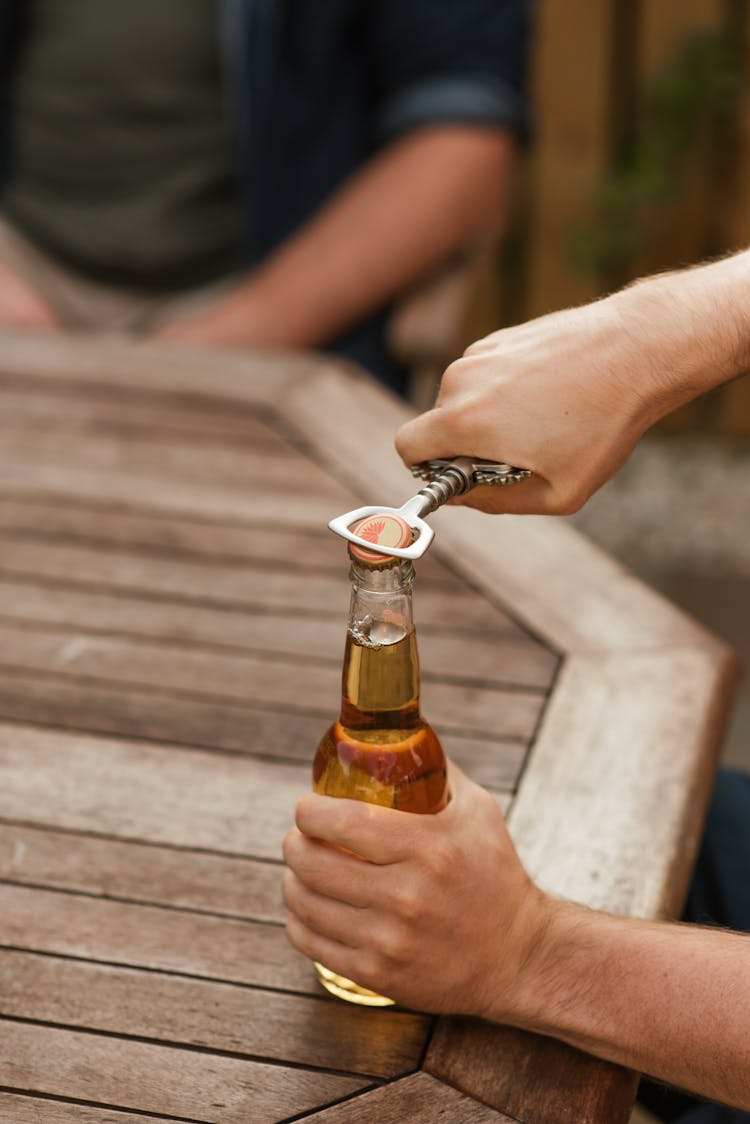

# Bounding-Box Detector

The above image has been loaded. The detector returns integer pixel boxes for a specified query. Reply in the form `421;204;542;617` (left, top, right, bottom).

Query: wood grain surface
0;332;733;1122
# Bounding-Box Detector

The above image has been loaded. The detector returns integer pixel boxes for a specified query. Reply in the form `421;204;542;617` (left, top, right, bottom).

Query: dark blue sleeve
366;0;532;144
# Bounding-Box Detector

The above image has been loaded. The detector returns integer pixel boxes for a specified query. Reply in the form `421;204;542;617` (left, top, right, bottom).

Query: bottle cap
348;512;413;565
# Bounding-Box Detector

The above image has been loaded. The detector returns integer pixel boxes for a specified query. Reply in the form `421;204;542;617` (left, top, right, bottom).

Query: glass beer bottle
313;512;449;1005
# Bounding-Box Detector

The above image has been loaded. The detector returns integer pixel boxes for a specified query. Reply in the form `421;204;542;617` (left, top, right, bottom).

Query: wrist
487;895;599;1037
482;886;566;1029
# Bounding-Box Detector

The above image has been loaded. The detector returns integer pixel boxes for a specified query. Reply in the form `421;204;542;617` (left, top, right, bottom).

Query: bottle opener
328;457;531;560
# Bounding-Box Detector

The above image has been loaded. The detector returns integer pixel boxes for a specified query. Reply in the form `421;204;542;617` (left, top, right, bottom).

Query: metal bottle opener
328;457;532;560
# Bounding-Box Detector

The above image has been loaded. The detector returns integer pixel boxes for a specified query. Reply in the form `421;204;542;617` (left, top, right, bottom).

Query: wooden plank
0;494;466;586
509;648;736;918
0;1093;178;1124
0;666;329;763
0;327;321;405
0;949;429;1078
0;459;347;526
0;423;359;504
425;1020;637;1124
0;1020;368;1123
0;378;288;445
0;723;306;859
0;724;517;868
0;538;522;635
526;0;623;315
632;0;724;283
0;883;314;994
0;668;529;786
0;621;545;740
0;823;286;922
301;1071;514;1122
0;578;554;688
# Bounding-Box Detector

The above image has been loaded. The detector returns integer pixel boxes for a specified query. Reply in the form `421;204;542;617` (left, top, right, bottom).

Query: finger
450;476;557;516
283;827;381;908
394;406;458;470
294;794;431;865
283;869;372;949
285;912;371;988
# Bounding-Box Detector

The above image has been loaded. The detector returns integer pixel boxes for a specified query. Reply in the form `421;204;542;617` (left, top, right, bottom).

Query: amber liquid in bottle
313;557;448;1005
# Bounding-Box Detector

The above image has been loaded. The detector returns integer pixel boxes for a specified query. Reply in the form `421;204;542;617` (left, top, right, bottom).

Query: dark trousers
638;769;750;1123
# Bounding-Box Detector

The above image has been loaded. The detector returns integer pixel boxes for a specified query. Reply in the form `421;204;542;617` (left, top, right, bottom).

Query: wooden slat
0;949;429;1078
0;883;314;994
526;0;622;315
0;1094;178;1124
0;723;305;859
0;459;346;526
0;1021;368;1123
0;423;359;504
0;578;554;688
0;823;286;922
425;1020;637;1124
0;666;328;763
632;0;724;287
301;1071;514;1122
0;378;289;445
0;667;528;790
0;621;544;740
509;648;734;918
0;495;467;586
0;538;522;635
0;328;320;405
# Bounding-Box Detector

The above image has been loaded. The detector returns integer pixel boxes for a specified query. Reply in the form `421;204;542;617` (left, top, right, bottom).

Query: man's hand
0;259;59;331
154;288;266;348
396;251;750;516
283;763;550;1019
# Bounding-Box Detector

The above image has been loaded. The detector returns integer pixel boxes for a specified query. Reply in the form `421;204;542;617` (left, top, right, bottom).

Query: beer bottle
313;512;449;1005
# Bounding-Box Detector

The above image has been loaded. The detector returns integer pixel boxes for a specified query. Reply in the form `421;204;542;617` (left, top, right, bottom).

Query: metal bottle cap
348;513;412;566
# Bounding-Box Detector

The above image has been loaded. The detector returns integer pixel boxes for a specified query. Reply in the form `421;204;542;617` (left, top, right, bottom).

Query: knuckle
281;868;295;908
372;921;408;965
427;836;459;880
281;827;299;867
555;483;588;515
388;881;428;926
285;914;310;956
354;950;387;993
438;356;475;398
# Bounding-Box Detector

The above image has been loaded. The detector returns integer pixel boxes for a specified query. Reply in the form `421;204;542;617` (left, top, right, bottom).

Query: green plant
571;29;743;283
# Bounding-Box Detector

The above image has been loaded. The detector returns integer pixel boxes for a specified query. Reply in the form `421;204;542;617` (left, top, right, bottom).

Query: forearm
511;900;750;1106
611;248;750;428
222;126;516;348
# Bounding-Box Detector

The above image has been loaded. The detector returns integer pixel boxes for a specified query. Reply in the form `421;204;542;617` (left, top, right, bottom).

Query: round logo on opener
349;513;412;564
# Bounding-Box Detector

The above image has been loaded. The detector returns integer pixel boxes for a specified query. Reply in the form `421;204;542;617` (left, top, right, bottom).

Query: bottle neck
347;559;415;641
340;559;420;728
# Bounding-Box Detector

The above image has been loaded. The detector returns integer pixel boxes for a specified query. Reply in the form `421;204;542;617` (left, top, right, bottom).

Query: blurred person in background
0;0;528;392
285;249;750;1122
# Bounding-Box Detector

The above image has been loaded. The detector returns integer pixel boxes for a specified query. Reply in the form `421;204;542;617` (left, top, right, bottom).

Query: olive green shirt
1;0;244;288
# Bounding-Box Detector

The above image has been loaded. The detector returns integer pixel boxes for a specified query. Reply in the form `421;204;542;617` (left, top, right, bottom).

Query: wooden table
0;332;736;1123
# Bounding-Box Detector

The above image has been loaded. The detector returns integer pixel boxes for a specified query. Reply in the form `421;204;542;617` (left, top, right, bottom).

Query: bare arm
283;765;750;1107
156;126;516;348
396;249;750;514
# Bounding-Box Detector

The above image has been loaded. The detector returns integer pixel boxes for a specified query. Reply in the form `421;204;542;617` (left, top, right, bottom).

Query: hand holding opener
328;457;532;560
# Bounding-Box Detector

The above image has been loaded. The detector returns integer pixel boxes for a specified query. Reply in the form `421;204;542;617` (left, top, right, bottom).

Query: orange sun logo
360;520;385;543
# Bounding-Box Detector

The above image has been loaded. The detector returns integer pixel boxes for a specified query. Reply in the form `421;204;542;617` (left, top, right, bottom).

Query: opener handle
411;457;532;488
